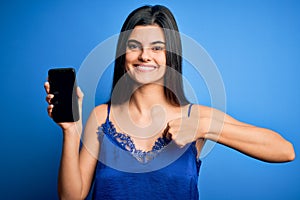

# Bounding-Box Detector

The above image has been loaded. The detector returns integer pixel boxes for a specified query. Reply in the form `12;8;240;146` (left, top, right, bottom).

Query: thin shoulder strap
187;103;193;117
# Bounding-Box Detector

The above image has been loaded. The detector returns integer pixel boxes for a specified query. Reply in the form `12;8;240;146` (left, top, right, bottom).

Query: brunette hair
110;5;189;106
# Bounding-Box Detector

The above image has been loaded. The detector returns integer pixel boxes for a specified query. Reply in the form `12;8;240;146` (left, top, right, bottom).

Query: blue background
0;0;299;199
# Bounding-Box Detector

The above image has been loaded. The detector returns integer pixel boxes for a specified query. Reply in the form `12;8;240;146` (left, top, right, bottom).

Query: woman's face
125;25;167;85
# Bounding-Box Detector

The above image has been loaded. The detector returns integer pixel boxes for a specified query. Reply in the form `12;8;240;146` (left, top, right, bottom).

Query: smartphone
48;68;80;123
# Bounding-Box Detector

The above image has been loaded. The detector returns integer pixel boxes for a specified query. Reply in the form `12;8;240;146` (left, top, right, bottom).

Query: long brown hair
110;5;189;106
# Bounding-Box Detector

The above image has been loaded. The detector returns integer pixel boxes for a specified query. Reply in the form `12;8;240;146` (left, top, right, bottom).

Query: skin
44;25;295;200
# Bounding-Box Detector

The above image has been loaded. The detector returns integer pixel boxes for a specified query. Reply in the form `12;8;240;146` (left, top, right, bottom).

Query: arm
198;105;295;163
58;109;100;200
45;82;105;199
58;125;85;200
57;105;107;199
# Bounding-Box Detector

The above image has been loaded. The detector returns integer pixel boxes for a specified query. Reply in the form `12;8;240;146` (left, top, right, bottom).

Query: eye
151;45;165;52
127;42;141;51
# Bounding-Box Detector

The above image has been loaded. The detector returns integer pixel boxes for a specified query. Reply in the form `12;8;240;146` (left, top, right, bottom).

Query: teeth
136;66;156;71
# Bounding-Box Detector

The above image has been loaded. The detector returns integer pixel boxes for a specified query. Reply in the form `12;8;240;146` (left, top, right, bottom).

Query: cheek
157;54;167;66
125;52;137;69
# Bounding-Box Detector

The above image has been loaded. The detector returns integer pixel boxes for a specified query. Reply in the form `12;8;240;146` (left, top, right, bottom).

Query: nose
138;48;152;62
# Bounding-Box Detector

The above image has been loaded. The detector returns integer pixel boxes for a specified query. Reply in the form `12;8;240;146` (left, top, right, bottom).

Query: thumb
77;86;84;101
76;86;84;119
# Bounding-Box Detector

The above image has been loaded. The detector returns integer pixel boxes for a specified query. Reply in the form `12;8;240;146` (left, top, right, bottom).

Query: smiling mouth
134;65;158;72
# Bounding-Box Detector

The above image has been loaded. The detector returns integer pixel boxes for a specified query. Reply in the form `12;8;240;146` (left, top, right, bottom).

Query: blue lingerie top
92;104;201;200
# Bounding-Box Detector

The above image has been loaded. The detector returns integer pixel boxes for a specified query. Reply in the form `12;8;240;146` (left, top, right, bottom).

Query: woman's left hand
163;106;215;148
164;104;295;162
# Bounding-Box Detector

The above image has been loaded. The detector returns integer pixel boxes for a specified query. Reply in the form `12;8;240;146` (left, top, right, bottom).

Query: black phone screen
48;68;79;123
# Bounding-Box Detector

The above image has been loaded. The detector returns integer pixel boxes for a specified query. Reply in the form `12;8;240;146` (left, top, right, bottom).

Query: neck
130;83;169;115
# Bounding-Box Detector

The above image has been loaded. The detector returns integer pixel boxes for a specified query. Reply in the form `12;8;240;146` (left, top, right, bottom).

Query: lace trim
98;120;171;164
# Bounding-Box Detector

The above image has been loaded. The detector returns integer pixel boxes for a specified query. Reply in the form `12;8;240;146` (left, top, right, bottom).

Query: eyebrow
127;39;165;45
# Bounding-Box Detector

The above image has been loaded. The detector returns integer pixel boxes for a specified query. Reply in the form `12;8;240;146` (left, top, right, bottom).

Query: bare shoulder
81;104;108;151
92;104;109;125
191;104;221;115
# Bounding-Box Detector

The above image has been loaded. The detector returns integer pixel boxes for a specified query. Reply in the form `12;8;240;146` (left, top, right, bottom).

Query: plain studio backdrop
0;0;299;199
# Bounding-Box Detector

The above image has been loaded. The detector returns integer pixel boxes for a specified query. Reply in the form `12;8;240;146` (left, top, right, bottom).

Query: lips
134;65;158;72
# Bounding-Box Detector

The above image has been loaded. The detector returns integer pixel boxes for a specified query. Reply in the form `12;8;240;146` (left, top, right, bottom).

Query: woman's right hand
44;81;84;134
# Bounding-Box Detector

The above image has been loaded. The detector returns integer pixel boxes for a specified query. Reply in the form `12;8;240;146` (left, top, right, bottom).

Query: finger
77;87;84;102
44;82;50;94
47;104;54;118
167;117;183;128
76;87;84;120
76;87;84;109
45;94;54;104
177;143;186;149
171;135;187;148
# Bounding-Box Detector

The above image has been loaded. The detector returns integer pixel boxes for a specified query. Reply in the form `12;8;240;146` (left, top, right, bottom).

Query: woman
44;5;295;200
